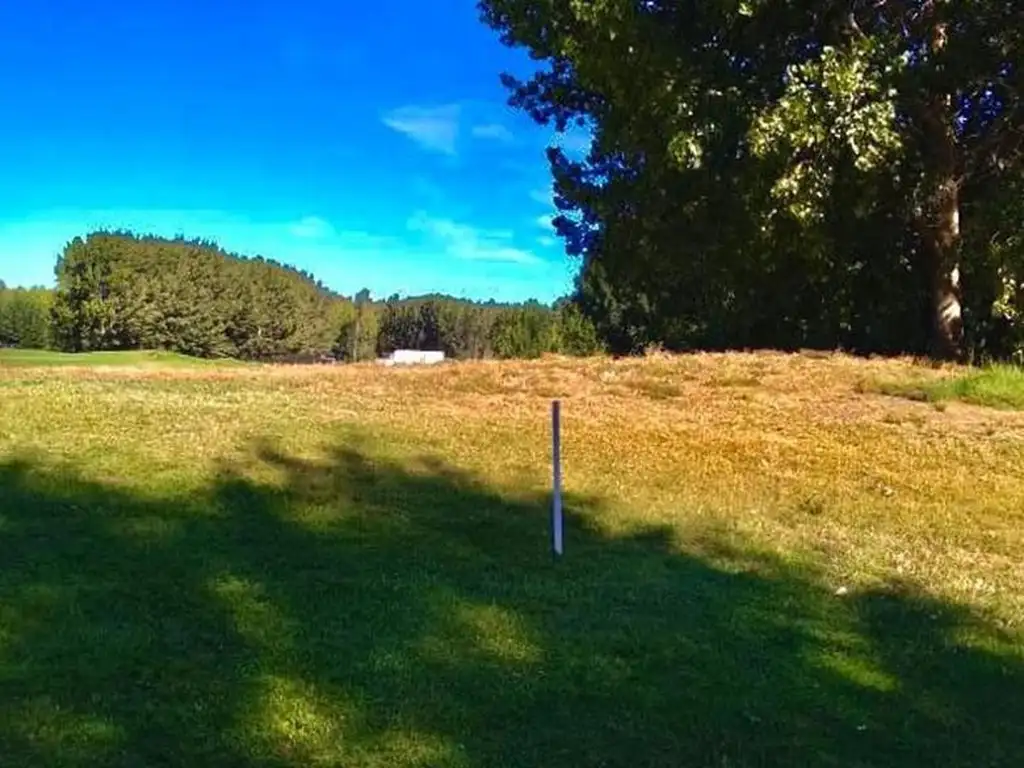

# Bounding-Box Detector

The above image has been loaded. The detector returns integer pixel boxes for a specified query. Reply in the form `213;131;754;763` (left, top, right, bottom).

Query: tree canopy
479;0;1024;361
50;231;347;359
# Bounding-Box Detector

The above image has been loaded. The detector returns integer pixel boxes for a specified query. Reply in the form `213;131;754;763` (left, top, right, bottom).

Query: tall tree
479;0;1024;360
336;304;379;362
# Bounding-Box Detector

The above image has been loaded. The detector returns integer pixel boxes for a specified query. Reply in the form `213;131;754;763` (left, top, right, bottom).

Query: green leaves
479;0;1024;360
749;41;904;222
0;286;53;349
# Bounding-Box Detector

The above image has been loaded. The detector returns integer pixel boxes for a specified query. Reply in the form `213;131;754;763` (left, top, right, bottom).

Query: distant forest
0;231;601;362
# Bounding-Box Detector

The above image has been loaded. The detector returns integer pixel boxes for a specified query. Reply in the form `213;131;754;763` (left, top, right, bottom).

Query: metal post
552;400;564;556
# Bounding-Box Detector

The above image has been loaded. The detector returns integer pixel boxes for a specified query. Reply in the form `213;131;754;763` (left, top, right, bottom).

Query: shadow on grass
1;439;1021;767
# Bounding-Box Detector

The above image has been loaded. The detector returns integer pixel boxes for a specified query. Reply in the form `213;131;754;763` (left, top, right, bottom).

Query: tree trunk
917;17;964;361
918;187;963;361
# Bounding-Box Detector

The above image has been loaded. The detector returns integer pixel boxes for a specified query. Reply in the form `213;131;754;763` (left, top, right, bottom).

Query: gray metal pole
552;400;563;556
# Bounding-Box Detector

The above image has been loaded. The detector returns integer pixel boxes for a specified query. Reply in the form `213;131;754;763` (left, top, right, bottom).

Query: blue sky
0;0;591;303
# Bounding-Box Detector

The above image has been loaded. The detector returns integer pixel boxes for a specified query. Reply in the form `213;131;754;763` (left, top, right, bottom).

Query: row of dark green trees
1;231;601;361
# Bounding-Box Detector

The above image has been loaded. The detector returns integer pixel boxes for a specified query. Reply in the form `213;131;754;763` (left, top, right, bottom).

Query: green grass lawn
874;362;1024;410
0;348;244;368
1;353;1022;767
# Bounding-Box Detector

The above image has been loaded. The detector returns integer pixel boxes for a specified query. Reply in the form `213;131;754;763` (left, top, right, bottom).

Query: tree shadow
0;440;1021;767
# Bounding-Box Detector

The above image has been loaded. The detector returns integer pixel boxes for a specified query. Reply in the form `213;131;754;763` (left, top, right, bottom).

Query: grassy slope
872;362;1024;410
1;352;1022;767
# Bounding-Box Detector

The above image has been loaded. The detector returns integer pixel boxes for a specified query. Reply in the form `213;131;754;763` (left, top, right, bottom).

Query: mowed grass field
1;350;1023;767
0;348;247;368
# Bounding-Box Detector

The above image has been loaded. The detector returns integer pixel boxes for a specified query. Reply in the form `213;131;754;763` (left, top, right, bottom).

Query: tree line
0;282;53;349
0;231;601;362
340;293;601;362
479;0;1024;363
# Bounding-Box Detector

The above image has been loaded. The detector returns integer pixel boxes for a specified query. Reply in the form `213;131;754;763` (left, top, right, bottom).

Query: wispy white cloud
289;215;335;239
471;123;515;143
537;236;557;248
408;211;541;265
536;214;556;230
382;104;461;155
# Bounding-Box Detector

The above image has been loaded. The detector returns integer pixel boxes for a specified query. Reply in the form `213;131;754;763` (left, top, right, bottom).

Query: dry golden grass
4;351;1023;621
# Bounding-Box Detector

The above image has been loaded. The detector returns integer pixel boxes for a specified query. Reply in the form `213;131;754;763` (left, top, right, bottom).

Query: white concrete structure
377;349;446;366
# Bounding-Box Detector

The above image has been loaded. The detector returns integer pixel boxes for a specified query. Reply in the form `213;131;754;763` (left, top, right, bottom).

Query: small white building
377;349;446;366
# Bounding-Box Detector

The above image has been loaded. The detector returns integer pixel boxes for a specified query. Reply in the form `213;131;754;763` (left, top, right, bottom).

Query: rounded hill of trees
2;230;602;363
